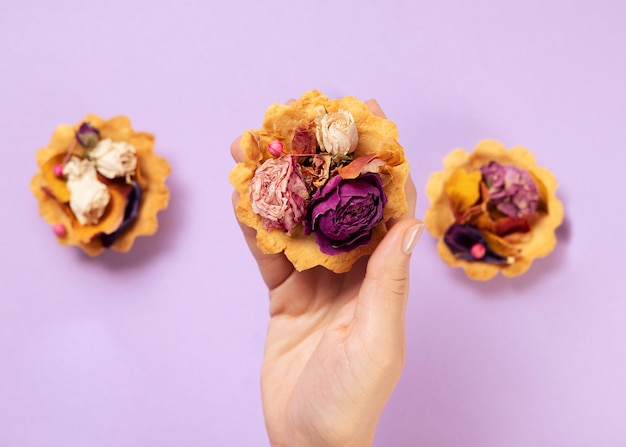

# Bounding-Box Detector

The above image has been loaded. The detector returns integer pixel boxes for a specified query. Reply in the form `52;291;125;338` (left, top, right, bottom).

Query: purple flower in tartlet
101;182;142;248
481;161;539;218
75;122;101;148
443;223;513;265
305;172;387;255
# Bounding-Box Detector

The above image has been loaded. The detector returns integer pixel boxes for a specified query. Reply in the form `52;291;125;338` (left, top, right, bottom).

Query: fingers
231;191;295;290
404;174;417;218
231;136;243;163
231;129;296;290
364;99;386;118
354;217;424;357
364;98;416;219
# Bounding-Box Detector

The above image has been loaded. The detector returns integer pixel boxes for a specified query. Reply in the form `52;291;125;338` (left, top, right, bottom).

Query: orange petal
338;153;378;179
70;186;127;243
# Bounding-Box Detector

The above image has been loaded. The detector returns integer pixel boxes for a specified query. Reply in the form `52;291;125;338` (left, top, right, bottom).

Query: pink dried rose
481;161;539;218
250;155;309;232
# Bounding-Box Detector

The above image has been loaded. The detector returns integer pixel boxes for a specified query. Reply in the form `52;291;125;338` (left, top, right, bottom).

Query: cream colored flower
315;109;358;155
90;138;137;179
63;157;111;225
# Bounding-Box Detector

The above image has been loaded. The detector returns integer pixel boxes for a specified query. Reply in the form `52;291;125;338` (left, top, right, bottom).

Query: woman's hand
231;99;422;447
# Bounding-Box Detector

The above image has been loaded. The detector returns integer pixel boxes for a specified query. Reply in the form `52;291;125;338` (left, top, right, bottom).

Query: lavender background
1;0;625;445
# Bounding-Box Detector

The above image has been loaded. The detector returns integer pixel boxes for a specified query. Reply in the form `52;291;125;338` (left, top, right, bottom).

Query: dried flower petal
338;154;378;179
481;161;539;218
63;157;110;225
90;138;137;179
444;168;482;215
291;124;317;155
301;154;332;187
250;156;309;232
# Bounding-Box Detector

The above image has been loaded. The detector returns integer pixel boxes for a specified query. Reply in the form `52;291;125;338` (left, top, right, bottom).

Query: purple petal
443;223;510;264
306;173;386;254
101;182;142;248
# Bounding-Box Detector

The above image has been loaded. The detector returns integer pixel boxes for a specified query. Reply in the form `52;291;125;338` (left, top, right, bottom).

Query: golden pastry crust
424;140;564;280
230;90;409;273
30;115;171;255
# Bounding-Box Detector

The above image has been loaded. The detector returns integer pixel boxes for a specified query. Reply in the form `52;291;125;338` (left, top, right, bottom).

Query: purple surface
1;0;625;445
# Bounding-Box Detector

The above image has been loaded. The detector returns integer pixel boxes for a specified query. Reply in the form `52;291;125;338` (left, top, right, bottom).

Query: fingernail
402;222;424;255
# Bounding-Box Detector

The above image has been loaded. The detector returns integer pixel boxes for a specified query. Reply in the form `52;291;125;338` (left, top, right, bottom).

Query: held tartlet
230;90;410;273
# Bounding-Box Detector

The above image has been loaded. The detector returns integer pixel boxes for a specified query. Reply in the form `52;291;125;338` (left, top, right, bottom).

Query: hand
231;99;422;447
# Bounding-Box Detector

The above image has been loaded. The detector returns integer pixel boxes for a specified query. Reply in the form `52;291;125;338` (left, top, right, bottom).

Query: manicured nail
402;222;424;255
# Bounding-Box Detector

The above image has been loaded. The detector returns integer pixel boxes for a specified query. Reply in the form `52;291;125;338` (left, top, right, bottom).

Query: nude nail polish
402;222;424;255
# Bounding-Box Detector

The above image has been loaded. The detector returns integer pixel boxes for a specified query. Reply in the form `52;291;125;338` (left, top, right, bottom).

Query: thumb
354;218;424;350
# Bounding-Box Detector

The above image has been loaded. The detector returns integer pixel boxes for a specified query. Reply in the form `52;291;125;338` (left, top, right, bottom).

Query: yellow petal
444;168;482;214
71;186;126;244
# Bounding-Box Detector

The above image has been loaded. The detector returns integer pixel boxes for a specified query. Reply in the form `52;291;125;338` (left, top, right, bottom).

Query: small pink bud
53;164;64;178
470;243;486;259
267;140;284;157
52;223;67;237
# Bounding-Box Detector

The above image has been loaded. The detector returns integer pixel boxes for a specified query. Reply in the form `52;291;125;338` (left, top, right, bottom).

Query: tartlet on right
424;140;564;280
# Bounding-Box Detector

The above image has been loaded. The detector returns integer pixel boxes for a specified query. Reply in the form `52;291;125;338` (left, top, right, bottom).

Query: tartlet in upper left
30;115;171;256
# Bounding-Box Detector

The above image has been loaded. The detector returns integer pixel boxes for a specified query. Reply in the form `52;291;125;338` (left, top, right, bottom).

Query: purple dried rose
443;223;512;264
75;122;101;148
250;155;309;232
481;161;539;218
305;172;387;255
